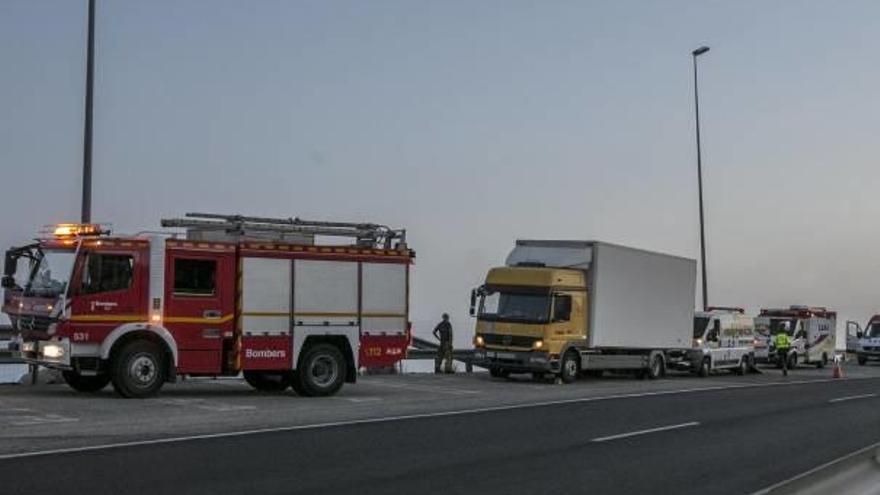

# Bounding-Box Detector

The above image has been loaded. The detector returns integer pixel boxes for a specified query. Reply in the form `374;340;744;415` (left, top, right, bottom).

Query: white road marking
591;422;700;443
366;380;481;395
342;397;383;403
0;407;79;426
828;393;877;403
0;376;874;460
157;398;257;412
11;415;79;427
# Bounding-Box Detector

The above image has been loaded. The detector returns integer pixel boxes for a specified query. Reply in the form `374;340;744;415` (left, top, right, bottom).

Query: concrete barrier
753;442;880;495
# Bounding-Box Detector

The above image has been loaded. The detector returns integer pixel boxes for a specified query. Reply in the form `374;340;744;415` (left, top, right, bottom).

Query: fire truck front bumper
472;348;557;373
20;339;72;369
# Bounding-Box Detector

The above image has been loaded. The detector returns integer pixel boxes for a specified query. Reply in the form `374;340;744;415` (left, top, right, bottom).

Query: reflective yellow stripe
69;314;147;322
72;312;404;324
70;314;236;324
164;314;235;324
241;311;406;318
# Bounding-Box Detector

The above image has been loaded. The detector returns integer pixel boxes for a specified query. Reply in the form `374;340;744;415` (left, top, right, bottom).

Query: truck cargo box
507;240;694;350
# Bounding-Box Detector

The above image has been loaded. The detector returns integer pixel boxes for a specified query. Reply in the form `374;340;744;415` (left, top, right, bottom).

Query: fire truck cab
2;214;414;398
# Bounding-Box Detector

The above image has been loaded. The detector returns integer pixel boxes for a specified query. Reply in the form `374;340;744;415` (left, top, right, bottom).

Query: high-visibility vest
774;333;791;349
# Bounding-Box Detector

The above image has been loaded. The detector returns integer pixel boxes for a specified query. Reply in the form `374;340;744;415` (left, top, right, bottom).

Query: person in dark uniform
433;313;454;373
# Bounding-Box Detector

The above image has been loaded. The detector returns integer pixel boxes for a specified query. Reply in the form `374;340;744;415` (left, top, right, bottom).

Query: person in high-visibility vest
774;324;793;376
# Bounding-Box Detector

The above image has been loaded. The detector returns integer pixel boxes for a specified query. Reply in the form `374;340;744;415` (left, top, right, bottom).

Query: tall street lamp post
692;45;710;310
81;0;96;223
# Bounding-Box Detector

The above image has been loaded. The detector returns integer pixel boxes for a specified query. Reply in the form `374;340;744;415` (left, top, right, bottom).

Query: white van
754;306;836;368
670;307;755;376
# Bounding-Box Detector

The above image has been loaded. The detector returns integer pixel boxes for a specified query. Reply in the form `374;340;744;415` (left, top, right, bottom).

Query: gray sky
2;1;879;342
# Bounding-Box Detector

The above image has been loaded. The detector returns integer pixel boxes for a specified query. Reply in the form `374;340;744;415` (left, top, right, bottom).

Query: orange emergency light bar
43;223;109;238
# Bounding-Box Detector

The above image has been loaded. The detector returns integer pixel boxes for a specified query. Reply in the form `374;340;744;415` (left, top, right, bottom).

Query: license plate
491;352;516;360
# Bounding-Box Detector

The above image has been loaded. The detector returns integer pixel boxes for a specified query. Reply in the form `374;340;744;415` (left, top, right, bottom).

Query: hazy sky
3;1;879;342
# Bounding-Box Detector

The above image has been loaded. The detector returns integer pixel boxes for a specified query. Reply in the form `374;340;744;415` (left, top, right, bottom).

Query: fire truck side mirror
469;289;477;316
3;253;15;279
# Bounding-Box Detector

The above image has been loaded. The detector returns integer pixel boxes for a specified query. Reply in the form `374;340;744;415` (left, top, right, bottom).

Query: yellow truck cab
471;240;695;383
471;266;586;378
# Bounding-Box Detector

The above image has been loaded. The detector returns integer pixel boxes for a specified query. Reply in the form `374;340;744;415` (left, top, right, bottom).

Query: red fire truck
1;214;414;398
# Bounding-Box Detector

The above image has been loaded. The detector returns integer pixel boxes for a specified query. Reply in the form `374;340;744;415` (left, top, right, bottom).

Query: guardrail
408;336;477;372
754;442;880;495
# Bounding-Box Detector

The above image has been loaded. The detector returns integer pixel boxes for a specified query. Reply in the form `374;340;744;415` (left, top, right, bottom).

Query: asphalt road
1;366;879;495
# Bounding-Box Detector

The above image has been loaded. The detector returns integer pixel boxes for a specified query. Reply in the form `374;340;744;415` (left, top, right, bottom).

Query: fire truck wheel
62;370;111;393
110;340;167;398
243;371;291;392
293;344;346;397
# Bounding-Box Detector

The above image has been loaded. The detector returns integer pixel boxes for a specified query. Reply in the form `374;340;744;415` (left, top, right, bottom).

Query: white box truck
471;240;695;381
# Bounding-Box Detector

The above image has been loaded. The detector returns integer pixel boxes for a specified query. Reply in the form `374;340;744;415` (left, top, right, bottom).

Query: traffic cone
832;356;843;379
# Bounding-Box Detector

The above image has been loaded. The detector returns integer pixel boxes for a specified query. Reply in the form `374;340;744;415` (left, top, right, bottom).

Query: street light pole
692;45;710;310
81;0;96;223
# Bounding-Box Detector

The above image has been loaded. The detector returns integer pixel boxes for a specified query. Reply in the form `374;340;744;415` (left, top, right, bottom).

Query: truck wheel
110;340;167;398
697;357;710;378
647;354;664;380
62;370;111;392
816;353;828;369
858;354;868;365
293;344;346;397
559;351;579;384
489;368;510;379
787;352;798;370
244;371;291;392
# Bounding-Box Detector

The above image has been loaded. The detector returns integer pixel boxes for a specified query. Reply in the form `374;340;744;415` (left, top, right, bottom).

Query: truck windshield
479;290;550;323
693;317;710;338
865;324;880;339
26;249;76;297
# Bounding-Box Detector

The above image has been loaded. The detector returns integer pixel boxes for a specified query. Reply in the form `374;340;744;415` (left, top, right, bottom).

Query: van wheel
244;371;291;392
697;357;710;377
787;352;798;369
857;355;868;365
110;340;167;398
647;354;664;380
62;371;111;392
735;358;747;376
293;344;346;397
559;351;579;384
816;353;828;369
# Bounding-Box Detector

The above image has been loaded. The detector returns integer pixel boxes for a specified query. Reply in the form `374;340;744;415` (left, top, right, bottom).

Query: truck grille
10;314;52;333
482;334;539;349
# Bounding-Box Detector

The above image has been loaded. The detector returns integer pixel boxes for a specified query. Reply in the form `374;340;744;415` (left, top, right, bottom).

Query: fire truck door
164;251;235;373
69;248;146;344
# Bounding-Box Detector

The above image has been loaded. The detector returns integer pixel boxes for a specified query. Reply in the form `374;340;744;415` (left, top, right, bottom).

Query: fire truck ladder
160;213;407;249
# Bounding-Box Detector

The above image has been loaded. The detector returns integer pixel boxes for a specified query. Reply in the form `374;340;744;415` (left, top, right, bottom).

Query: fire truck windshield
25;249;76;297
